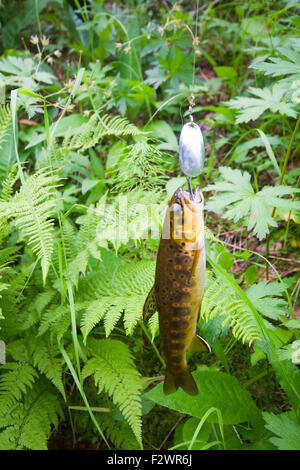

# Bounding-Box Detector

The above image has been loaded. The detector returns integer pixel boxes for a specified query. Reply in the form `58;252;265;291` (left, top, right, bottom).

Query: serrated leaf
226;85;298;123
246;281;288;320
263;412;300;450
250;55;300;78
204;167;300;240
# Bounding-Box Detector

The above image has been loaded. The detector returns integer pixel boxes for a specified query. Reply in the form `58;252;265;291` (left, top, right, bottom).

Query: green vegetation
0;0;299;450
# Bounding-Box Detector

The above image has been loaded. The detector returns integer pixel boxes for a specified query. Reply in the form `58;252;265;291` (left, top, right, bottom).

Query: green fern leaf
30;337;65;398
80;260;155;340
82;338;143;447
0;362;38;415
0;379;63;450
100;414;141;449
38;303;71;340
63;113;142;151
113;141;171;192
147;311;159;341
0;164;18;200
202;270;262;344
0;105;12;150
0;168;60;282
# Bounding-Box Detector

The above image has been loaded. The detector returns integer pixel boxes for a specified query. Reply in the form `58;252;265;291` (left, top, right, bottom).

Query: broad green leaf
145;121;178;152
145;370;262;426
214;66;237;80
81;178;101;195
241;16;266;37
25;115;88;149
106;141;127;169
244;265;258;285
166;177;186;198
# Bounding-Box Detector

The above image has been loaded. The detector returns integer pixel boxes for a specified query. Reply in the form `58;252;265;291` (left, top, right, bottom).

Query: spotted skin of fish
144;187;210;395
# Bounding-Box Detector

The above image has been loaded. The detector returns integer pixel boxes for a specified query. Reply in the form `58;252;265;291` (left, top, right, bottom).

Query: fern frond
82;338;142;447
0;165;19;242
38;304;72;339
49;220;91;287
0;362;38;415
202;270;262;344
60;219;90;285
0;378;63;450
31;289;57;316
0;246;19;268
42;141;69;168
63;113;143;151
0;105;11;149
80;298;111;341
1;168;60;282
30;337;65;398
76;196;108;252
0;164;18;201
113;141;172;192
61;218;76;262
100;413;141;449
80;260;155;340
147;311;159;341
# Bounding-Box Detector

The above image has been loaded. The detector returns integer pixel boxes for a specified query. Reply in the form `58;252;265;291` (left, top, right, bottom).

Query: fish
143;186;210;395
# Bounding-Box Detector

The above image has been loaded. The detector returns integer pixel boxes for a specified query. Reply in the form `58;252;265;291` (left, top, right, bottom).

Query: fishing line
192;0;200;89
182;0;200;201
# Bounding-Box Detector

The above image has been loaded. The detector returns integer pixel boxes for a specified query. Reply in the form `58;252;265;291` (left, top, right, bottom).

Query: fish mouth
169;187;203;244
173;187;203;206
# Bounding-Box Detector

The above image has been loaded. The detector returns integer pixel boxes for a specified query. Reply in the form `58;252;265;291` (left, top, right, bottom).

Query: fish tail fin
164;365;198;396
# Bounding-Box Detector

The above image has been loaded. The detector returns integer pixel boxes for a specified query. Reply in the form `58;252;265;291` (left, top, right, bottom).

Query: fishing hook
187;176;194;200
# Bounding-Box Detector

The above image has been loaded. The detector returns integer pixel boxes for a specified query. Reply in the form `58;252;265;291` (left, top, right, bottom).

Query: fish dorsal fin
143;286;157;321
189;334;211;354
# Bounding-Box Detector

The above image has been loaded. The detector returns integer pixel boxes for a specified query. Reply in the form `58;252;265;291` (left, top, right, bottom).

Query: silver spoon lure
179;94;205;200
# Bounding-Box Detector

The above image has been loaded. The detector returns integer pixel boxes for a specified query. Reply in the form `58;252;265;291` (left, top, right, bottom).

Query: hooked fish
143;187;210;395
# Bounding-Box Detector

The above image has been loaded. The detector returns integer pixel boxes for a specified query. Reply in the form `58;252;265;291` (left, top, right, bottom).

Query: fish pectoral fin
160;348;166;360
143;286;157;321
188;334;211;354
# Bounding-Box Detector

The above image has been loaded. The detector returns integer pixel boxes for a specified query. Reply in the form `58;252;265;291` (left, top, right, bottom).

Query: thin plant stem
35;0;42;38
283;175;300;250
59;344;110;448
266;114;300;278
279;115;300;186
140;321;166;368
